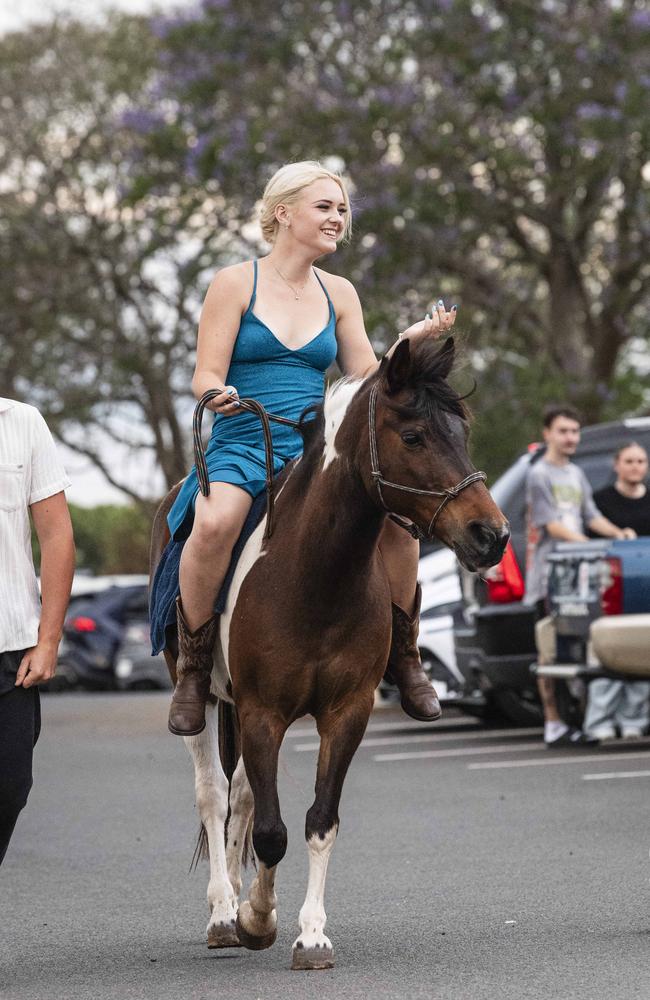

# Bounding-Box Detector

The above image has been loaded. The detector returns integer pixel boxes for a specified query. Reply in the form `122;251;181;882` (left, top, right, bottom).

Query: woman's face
615;445;648;484
281;178;348;256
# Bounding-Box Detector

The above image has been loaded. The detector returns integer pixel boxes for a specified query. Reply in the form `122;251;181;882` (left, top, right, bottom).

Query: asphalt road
2;693;650;1000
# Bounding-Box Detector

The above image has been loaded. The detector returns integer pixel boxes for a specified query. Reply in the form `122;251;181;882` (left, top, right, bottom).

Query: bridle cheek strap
368;382;487;543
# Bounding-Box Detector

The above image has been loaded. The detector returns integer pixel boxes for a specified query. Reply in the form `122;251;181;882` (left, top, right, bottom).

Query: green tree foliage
32;503;151;574
3;2;649;489
130;0;650;472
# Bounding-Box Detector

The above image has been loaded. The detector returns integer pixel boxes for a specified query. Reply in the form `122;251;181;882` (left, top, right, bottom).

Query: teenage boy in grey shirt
525;405;635;748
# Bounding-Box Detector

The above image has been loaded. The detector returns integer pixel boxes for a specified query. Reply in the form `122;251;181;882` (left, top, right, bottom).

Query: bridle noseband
368;382;487;542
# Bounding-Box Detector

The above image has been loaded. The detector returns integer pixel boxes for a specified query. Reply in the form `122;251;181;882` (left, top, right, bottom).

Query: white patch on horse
184;703;238;937
218;514;267;680
322;379;362;470
292;825;337;952
215;459;299;690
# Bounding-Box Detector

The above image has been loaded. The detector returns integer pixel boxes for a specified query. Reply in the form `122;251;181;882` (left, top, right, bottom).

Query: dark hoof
235;914;277;951
207;921;241;949
291;943;335;971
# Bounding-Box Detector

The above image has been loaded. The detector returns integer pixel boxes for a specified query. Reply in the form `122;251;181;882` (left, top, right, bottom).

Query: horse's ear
384;338;411;395
436;337;455;380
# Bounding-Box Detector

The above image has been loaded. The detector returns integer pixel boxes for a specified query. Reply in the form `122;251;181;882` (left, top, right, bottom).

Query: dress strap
246;259;258;312
313;268;335;320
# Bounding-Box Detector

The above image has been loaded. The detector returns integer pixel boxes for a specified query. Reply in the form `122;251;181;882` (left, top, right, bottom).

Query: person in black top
593;442;650;537
584;441;650;741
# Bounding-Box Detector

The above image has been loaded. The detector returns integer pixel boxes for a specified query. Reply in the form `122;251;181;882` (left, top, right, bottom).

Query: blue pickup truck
537;537;650;681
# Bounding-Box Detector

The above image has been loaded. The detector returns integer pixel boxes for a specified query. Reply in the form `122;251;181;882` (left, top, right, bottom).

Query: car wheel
491;688;543;727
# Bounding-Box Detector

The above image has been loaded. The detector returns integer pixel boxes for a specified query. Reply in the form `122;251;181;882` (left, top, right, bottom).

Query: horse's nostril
468;520;497;550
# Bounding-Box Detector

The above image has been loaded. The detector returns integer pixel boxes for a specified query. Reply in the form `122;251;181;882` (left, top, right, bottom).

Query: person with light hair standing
164;160;457;736
0;398;75;864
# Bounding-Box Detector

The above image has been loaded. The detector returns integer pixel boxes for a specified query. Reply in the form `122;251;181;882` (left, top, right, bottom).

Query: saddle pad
149;491;267;655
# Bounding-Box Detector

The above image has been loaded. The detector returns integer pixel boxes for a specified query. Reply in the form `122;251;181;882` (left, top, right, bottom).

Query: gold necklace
273;264;310;301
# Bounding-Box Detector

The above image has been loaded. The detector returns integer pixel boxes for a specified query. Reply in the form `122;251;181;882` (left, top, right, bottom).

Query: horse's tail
218;698;240;782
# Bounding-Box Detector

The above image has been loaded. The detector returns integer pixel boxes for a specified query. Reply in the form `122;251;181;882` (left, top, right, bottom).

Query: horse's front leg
226;754;254;900
292;689;375;971
184;702;239;949
235;706;288;951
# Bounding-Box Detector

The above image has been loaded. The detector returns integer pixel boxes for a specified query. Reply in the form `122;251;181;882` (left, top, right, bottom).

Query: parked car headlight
115;657;134;679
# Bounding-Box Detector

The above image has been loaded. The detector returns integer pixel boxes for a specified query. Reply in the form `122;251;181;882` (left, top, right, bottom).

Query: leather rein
193;389;299;539
193;382;487;542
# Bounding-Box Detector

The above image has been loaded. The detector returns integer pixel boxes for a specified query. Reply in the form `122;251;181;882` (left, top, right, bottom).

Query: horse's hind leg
184;702;239;948
235;707;288;951
292;690;374;971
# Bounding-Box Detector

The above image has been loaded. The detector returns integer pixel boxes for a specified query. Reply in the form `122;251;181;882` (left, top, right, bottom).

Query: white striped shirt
0;398;71;653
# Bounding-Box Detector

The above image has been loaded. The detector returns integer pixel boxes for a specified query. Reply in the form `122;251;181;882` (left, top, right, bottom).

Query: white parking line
583;770;650;781
285;717;480;739
468;750;650;770
373;741;542;762
293;727;542;753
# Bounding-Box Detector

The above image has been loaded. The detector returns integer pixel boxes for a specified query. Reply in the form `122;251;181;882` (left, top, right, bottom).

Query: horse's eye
401;431;423;447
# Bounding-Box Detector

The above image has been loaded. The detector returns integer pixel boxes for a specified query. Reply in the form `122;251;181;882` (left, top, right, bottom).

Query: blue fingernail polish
452;304;458;311
438;299;444;306
425;312;431;319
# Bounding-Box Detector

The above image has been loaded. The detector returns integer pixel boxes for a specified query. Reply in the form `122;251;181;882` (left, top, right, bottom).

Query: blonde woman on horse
166;160;456;736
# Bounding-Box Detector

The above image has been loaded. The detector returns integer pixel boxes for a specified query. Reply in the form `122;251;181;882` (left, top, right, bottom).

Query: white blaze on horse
150;337;509;970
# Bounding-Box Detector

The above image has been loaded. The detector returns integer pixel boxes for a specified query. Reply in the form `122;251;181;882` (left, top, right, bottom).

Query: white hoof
291;933;334;970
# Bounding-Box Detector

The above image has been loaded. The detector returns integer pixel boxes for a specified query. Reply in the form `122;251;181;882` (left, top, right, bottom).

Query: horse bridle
193;381;486;543
368;381;487;542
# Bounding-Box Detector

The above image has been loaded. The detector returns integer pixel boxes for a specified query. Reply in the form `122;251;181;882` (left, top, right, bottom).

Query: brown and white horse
150;337;509;970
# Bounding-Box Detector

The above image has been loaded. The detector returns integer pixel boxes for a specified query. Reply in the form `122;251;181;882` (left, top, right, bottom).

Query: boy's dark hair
542;403;582;429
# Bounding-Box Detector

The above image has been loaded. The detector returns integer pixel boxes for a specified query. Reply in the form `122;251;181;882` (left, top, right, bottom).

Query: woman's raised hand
400;299;457;341
206;385;241;415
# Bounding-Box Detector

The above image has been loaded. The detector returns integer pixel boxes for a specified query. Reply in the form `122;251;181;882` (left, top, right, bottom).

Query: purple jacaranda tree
124;0;649;470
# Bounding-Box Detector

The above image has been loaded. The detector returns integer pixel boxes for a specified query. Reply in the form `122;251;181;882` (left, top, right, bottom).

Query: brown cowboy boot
385;585;442;722
168;597;218;736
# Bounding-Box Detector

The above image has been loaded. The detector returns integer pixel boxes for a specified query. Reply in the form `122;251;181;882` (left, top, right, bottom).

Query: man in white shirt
0;398;75;864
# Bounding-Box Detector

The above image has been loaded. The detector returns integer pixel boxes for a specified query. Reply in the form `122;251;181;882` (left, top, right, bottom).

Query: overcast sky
0;0;166;34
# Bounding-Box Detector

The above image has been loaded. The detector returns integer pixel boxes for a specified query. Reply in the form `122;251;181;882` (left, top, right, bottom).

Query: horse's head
365;336;509;572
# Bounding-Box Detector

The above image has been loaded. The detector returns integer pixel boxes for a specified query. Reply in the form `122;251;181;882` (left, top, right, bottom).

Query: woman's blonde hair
260;160;352;244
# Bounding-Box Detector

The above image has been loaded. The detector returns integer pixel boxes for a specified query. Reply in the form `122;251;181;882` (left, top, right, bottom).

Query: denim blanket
149;492;267;655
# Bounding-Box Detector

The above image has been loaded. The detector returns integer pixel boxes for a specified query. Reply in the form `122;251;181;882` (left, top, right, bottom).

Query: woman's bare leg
179;483;253;631
379;518;419;614
169;483;253;736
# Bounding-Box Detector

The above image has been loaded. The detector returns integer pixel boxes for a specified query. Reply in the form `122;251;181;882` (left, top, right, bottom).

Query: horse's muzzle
455;520;510;572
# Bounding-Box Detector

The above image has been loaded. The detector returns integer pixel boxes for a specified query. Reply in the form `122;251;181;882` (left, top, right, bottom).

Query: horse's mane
295;402;326;468
292;337;472;481
389;337;472;433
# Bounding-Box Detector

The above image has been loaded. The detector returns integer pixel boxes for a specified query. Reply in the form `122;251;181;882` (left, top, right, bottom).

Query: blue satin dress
167;260;338;539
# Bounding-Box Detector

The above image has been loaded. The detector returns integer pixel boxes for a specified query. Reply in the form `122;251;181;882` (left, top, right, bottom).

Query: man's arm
579;467;635;539
587;515;635;540
15;492;75;689
545;521;588;542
